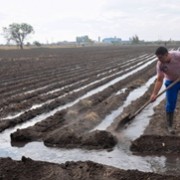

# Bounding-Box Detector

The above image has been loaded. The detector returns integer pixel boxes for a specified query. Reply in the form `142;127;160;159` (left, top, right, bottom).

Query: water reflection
0;140;165;173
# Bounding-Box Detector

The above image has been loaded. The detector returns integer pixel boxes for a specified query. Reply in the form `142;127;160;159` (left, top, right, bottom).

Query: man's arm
150;74;164;102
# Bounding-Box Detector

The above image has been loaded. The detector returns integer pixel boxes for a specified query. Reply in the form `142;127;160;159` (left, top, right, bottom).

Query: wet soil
1;156;179;180
1;45;180;179
130;96;180;155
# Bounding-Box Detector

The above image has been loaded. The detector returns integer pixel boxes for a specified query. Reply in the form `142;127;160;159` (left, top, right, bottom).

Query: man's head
155;46;169;63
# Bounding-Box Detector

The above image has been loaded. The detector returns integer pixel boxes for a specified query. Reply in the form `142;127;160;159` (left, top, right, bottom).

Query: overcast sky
0;0;180;43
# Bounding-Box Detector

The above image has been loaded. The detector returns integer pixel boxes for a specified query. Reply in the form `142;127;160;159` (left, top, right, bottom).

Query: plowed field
1;45;180;179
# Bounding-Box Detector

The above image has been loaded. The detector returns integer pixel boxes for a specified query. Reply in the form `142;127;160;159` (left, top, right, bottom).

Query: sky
0;0;180;44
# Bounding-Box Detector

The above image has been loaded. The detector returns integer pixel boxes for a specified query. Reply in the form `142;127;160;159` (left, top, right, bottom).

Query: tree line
2;23;144;50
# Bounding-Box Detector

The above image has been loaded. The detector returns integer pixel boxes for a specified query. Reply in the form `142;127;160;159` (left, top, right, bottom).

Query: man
150;46;180;134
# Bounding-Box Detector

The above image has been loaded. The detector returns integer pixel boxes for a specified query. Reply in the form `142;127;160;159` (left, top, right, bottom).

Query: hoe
116;77;180;129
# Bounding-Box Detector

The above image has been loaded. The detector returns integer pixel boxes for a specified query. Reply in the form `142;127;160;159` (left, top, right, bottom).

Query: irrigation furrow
0;56;156;132
1;54;153;114
0;55;155;119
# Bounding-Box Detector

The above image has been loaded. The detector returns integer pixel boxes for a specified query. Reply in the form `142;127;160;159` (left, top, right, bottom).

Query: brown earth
0;156;179;180
1;45;180;179
130;96;180;155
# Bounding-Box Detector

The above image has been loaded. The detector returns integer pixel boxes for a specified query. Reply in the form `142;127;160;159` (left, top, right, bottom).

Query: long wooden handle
156;77;180;98
130;77;180;119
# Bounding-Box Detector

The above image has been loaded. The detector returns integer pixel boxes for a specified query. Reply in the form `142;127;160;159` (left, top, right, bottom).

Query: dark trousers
165;80;180;113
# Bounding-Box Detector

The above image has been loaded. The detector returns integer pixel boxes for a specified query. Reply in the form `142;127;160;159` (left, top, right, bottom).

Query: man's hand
150;75;164;102
150;93;157;102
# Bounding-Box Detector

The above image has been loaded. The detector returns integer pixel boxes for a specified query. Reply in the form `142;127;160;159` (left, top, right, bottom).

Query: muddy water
1;75;180;176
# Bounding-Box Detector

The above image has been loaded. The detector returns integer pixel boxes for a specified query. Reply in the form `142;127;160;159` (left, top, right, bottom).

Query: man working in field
150;46;180;134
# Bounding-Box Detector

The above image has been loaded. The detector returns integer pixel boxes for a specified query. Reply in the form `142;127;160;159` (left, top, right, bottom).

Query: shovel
116;77;180;130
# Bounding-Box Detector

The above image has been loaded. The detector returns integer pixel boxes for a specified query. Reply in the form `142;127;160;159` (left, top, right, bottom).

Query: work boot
166;112;175;134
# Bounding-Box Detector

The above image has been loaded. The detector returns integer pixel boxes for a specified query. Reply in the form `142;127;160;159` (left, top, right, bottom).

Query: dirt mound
44;130;117;150
131;135;180;154
130;95;180;155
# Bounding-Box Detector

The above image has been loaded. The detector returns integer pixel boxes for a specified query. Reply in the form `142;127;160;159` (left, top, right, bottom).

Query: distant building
102;37;122;43
98;36;101;42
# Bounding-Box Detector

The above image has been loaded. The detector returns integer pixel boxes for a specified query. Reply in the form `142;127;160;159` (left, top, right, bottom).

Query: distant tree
33;41;41;47
130;35;140;44
76;35;93;44
2;23;34;49
26;42;31;47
